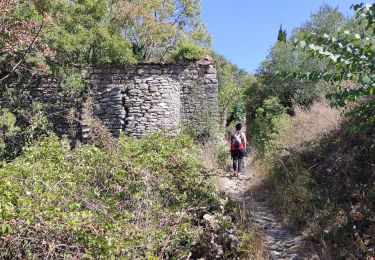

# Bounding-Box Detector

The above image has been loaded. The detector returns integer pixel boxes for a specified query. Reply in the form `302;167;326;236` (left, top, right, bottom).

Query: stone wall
0;60;218;141
0;76;83;140
81;59;218;138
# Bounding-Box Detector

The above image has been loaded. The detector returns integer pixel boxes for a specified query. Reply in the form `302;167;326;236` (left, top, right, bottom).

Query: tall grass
258;101;375;258
275;101;341;150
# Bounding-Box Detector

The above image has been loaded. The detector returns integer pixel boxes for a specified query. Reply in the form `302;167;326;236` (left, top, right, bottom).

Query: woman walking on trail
230;123;247;177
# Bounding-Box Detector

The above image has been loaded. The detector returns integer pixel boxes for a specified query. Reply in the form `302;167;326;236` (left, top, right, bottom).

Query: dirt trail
219;159;305;260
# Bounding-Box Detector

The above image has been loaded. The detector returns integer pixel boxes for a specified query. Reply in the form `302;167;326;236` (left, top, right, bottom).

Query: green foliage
2;0;210;67
246;4;349;155
294;4;346;36
214;53;252;129
228;102;246;125
290;3;375;131
0;0;46;80
0;109;20;160
44;0;136;66
250;97;289;157
255;40;331;109
0;105;50;161
0;133;221;258
114;0;210;61
0;109;19;135
277;24;287;43
22;103;51;144
60;71;86;99
171;39;206;61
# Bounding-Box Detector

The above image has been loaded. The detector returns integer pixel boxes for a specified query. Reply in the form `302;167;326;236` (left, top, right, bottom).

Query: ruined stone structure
0;60;218;140
81;59;219;138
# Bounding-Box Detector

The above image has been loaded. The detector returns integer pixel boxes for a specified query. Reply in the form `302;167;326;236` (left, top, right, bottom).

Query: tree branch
0;17;45;83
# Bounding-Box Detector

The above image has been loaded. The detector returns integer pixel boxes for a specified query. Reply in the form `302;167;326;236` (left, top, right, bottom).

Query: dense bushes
171;40;207;61
248;97;289;157
0;133;225;258
213;53;251;130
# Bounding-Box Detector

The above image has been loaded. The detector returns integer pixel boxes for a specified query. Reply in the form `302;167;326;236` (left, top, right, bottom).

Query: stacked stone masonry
0;76;83;139
81;60;219;138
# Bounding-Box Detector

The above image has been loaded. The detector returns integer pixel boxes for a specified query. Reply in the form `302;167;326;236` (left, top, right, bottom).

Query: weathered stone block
150;69;162;75
149;86;158;92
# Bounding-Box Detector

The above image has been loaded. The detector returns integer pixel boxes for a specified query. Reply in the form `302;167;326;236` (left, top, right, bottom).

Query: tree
213;52;252;129
292;3;375;130
43;0;136;66
250;5;346;111
245;4;348;154
277;24;287;43
0;0;49;82
293;4;346;36
113;0;210;61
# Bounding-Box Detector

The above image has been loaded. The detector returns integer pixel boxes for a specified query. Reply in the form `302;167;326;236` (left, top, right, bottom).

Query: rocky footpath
220;161;305;260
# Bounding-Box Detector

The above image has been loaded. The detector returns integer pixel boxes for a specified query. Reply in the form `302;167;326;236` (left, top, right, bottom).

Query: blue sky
200;0;357;73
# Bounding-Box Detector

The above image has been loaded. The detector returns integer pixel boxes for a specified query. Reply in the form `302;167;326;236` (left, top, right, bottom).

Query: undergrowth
259;102;375;259
0;132;246;258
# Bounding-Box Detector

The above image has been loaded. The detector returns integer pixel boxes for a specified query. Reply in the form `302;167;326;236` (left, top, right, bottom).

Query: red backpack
231;131;244;149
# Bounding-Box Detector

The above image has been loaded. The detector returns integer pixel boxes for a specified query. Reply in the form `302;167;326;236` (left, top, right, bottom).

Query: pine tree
277;24;287;42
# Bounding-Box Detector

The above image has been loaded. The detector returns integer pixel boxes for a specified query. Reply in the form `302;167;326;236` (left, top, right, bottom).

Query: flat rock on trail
219;159;305;260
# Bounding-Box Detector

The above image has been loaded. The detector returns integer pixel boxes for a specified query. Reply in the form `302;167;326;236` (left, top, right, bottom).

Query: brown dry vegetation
275;101;342;150
260;101;375;259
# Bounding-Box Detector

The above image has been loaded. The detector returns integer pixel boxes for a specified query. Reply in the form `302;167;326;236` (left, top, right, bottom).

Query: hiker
230;123;247;177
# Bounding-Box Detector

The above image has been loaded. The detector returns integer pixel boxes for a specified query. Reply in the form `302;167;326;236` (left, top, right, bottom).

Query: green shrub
0;133;220;258
249;97;290;157
171;40;206;61
0;105;51;161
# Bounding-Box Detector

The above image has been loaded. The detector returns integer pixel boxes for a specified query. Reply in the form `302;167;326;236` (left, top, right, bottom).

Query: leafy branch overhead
285;3;375;130
1;0;210;77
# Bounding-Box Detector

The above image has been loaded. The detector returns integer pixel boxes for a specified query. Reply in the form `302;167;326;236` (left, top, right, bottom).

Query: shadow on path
218;158;306;260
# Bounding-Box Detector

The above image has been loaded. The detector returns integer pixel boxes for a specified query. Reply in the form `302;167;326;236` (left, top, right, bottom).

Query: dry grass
275;101;342;150
260;100;375;259
263;101;343;226
245;229;269;260
85;117;119;151
201;134;230;191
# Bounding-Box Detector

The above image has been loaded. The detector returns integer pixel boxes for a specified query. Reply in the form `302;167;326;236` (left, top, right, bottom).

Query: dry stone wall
0;60;218;141
81;60;218;138
0;76;83;140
